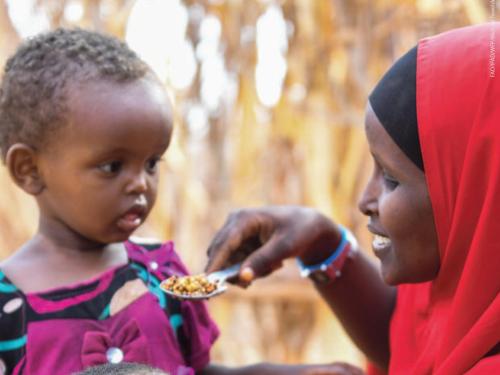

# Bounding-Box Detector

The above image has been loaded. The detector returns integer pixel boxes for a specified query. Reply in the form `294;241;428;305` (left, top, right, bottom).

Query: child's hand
205;206;343;284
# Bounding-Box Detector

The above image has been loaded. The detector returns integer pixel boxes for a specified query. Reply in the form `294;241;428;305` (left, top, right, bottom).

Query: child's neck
30;232;121;257
37;218;112;252
0;233;129;294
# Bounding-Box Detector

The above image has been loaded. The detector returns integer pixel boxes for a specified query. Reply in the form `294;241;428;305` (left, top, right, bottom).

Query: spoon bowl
160;263;241;300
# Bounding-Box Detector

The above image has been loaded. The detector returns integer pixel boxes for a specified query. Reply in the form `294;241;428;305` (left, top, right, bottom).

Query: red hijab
388;23;500;374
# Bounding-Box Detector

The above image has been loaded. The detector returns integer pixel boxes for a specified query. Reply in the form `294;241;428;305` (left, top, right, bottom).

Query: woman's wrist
296;219;344;265
297;225;357;284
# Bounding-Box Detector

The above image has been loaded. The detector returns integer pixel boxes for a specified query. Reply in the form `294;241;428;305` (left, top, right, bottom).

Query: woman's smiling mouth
372;234;392;256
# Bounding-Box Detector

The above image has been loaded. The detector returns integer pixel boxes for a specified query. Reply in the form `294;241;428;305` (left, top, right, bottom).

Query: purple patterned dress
0;240;219;375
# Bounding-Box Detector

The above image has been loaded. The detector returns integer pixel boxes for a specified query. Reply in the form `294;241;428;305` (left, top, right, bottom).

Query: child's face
358;103;440;285
35;77;172;245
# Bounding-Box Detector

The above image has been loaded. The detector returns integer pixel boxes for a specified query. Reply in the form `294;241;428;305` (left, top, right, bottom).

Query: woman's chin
381;266;438;285
380;263;403;286
381;270;399;286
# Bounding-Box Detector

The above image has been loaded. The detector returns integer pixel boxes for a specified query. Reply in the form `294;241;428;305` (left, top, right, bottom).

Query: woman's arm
312;250;395;369
205;206;395;370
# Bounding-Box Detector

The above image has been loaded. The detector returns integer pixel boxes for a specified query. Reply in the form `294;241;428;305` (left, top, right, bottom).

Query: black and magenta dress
0;240;219;375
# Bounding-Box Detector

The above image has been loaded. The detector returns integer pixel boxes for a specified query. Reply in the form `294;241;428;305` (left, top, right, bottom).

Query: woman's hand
205;206;395;370
205;206;343;283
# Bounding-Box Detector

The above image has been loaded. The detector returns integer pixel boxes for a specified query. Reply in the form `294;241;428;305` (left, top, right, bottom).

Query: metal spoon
160;263;241;300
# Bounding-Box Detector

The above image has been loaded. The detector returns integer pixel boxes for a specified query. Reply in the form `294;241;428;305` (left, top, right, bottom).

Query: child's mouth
372;234;392;256
117;212;142;232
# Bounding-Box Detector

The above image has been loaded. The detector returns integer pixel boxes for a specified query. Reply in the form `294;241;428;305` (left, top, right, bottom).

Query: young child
0;28;358;375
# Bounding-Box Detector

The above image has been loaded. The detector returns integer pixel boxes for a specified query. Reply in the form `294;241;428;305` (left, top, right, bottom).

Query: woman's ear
5;143;45;195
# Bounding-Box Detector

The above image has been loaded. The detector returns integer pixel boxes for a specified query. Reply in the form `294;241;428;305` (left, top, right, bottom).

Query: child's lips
117;203;146;232
117;212;143;232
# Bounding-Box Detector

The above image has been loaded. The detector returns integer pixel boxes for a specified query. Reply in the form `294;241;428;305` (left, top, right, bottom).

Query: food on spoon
160;274;218;297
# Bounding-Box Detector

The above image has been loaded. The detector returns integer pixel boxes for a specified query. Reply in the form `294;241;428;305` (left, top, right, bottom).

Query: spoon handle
207;263;242;283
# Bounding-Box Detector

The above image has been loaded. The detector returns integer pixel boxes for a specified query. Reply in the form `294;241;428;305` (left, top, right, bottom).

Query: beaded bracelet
296;226;358;284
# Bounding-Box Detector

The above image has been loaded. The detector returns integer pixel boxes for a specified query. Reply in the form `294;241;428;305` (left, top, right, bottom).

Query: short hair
0;28;150;161
74;362;168;375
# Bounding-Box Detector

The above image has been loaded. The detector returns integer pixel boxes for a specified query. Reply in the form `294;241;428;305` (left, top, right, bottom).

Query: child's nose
126;171;148;194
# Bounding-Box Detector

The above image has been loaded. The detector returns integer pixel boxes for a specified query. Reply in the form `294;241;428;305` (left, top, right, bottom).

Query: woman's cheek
378;190;399;229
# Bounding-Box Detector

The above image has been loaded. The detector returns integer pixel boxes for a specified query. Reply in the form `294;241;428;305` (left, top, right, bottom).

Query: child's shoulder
0;268;20;298
0;268;25;336
0;251;37;295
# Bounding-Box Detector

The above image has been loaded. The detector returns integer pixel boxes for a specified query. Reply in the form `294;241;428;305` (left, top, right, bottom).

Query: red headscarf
387;23;500;374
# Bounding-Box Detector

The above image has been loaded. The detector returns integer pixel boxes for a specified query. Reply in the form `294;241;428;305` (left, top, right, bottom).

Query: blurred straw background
0;0;492;369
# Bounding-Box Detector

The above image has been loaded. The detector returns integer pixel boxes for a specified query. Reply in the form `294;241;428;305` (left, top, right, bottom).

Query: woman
205;23;500;374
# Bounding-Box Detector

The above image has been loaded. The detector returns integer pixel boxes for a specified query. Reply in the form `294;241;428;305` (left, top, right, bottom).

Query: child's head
0;28;151;161
74;362;168;375
0;28;173;245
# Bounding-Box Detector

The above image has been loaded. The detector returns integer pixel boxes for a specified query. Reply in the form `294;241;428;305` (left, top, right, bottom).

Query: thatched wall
0;0;490;367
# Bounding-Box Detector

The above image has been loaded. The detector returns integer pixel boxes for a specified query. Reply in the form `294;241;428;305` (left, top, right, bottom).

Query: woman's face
358;103;440;285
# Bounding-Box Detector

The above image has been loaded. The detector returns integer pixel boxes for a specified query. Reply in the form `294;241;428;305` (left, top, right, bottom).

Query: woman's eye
382;172;399;190
99;161;122;174
146;157;162;173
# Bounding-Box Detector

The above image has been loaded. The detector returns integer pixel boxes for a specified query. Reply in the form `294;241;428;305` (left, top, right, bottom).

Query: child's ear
5;143;45;195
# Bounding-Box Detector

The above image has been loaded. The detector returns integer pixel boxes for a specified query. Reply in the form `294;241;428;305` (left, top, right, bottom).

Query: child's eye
145;157;163;174
382;171;399;190
99;161;122;174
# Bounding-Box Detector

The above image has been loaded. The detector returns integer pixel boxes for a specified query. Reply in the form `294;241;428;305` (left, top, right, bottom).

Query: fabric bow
81;319;151;367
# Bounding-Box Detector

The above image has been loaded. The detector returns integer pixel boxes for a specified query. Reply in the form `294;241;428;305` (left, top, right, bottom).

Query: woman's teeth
373;234;392;251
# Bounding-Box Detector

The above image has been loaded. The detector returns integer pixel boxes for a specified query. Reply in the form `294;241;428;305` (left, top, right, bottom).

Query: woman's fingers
205;206;340;283
240;235;289;279
205;210;263;273
205;208;291;281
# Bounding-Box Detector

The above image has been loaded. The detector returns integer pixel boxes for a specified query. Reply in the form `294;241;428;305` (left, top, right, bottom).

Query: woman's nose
358;176;379;216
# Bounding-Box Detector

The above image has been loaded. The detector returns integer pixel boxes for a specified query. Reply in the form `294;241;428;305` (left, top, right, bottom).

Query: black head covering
368;45;423;171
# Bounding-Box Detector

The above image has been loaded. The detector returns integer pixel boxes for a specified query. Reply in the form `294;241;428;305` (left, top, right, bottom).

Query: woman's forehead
368;45;422;171
364;104;420;176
